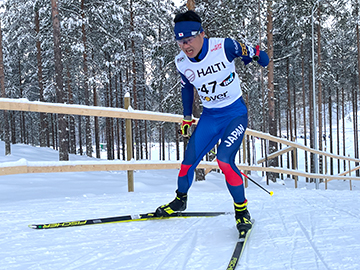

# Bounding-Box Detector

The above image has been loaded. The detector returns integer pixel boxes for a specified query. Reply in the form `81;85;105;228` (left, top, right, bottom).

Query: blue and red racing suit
175;37;269;203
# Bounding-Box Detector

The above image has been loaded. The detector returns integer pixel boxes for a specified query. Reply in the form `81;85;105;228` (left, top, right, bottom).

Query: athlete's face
177;31;205;58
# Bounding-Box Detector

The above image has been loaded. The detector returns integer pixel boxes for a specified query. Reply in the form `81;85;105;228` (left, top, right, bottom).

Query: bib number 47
198;80;216;94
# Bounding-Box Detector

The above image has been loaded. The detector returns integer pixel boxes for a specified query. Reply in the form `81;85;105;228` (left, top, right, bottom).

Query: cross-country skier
155;10;269;233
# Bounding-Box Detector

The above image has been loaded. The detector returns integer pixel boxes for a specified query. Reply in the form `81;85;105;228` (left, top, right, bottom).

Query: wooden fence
1;97;360;191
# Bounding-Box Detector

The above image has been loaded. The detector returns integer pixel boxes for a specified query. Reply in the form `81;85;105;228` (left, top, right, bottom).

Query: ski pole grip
255;45;260;56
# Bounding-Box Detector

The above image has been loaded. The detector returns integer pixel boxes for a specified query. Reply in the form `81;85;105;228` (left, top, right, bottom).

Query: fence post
124;93;134;192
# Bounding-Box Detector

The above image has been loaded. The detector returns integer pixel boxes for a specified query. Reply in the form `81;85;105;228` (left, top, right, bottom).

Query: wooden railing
1;97;360;191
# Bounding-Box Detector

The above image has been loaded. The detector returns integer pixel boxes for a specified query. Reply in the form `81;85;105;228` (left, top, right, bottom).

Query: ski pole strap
252;45;260;61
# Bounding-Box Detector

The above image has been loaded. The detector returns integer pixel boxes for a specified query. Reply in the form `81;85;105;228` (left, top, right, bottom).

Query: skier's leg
216;114;248;202
155;114;221;216
177;120;221;193
216;114;252;231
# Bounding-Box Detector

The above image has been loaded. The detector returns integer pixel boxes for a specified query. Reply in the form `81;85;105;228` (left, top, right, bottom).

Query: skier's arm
224;38;269;67
179;72;194;118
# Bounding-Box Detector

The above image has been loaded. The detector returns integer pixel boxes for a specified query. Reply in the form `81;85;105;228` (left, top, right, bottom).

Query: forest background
0;0;359;178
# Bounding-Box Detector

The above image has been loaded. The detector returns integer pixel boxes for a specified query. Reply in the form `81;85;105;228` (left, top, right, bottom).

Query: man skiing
155;10;269;234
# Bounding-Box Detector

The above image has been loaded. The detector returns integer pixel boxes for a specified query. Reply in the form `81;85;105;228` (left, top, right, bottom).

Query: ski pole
240;172;274;196
208;150;273;196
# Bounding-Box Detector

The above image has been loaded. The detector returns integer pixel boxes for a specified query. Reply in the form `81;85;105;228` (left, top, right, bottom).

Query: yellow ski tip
269;191;274;196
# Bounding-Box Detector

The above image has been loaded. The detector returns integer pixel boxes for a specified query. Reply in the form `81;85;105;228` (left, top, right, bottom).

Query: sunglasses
176;33;200;45
176;27;202;45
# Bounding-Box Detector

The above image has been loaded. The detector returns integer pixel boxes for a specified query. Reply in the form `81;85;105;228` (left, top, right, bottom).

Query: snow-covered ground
1;140;360;270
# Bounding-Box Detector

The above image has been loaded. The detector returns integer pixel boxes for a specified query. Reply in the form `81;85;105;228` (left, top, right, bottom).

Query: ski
226;219;255;270
29;211;230;230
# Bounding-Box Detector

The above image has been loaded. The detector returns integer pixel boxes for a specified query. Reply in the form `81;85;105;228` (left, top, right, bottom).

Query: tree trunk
162;125;165;160
186;0;195;10
292;71;297;179
143;83;148;160
130;0;139;160
19;59;26;144
35;7;47;147
10;111;16;144
92;51;100;158
292;69;297;139
286;100;290;178
328;87;333;175
309;62;315;179
81;0;92;157
105;58;114;160
336;80;340;173
78;115;83;155
65;50;76;154
301;42;308;181
120;69;126;160
50;114;56;149
286;55;293;142
109;57;114;160
140;51;146;160
68;116;75;152
66;60;76;154
342;87;346;171
51;0;69;161
159;125;162;160
0;21;10;155
317;7;323;175
286;55;292;177
276;89;283;179
115;69;120;160
355;11;360;175
266;0;278;181
352;82;359;175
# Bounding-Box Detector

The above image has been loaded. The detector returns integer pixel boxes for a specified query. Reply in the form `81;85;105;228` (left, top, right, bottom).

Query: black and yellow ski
226;219;255;270
29;211;230;230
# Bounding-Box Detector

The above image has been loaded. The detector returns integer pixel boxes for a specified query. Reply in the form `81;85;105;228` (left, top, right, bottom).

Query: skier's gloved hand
252;45;260;61
181;117;195;137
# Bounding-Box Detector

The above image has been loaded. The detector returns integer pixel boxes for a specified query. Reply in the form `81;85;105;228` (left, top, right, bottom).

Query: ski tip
28;224;39;229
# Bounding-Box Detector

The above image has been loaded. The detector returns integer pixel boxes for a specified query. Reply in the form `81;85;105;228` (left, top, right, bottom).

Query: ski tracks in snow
154;219;200;270
150;215;236;270
248;188;360;270
295;216;331;270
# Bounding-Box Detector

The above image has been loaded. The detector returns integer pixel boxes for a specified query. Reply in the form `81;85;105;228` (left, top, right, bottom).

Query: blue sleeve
224;38;269;67
179;72;194;117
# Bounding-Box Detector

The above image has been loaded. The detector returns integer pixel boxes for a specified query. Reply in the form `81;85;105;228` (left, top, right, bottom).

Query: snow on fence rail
1;97;359;190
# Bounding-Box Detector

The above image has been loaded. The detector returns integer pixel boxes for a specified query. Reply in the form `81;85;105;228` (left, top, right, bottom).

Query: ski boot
155;190;187;217
234;200;253;234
